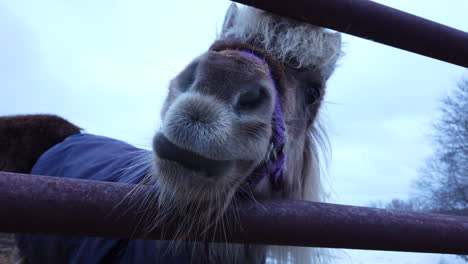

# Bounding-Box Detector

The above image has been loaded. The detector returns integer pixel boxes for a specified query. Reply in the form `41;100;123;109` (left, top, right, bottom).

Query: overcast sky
1;1;467;263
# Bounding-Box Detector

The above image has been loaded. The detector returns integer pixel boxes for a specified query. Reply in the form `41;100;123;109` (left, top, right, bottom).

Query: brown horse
0;4;341;264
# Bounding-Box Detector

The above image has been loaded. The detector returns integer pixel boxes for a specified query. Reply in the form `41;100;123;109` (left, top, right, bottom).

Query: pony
0;4;341;264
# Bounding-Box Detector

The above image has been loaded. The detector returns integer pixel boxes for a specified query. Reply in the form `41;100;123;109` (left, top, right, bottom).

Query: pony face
144;5;341;249
152;41;328;203
154;48;277;202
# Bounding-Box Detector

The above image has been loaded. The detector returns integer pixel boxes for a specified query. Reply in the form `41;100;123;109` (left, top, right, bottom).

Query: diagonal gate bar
231;0;468;68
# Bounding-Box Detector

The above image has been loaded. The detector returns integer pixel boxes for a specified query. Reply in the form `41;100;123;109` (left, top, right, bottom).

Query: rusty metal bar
1;171;467;254
231;0;468;68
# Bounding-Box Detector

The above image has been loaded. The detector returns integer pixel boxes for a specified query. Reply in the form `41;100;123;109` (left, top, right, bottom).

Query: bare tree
368;198;428;212
369;77;468;262
416;76;468;262
415;77;468;216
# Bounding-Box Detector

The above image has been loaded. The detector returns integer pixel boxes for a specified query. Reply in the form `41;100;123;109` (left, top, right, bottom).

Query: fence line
1;172;467;254
231;0;468;68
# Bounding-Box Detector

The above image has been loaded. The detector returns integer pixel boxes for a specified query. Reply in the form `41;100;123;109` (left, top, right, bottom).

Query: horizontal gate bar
0;171;467;254
230;0;468;68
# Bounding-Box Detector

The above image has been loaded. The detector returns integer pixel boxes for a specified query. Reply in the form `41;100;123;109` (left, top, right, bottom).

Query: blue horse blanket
15;134;205;264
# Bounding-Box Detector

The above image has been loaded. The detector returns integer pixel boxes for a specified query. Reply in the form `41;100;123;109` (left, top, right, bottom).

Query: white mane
220;4;342;78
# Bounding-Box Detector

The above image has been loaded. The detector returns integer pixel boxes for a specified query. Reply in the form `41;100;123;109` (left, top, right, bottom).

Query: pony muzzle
153;133;234;179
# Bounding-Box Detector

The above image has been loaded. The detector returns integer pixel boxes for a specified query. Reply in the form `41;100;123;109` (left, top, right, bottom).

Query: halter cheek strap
235;51;286;190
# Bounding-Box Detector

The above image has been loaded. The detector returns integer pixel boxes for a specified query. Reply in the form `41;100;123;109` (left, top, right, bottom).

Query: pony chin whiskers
118;158;268;264
126;163;239;249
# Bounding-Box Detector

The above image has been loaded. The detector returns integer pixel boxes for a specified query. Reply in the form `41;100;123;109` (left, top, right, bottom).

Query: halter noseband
232;50;286;191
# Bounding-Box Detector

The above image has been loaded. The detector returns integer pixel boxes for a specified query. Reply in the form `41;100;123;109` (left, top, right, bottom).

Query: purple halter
234;51;286;190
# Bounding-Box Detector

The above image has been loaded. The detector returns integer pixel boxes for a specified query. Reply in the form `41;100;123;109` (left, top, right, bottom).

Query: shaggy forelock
220;5;342;73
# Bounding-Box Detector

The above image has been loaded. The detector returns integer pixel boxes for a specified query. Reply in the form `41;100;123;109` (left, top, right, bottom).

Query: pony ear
317;32;342;81
221;3;239;36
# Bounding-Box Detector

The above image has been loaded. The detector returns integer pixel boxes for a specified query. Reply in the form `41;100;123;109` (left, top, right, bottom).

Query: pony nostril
237;85;265;110
187;111;211;124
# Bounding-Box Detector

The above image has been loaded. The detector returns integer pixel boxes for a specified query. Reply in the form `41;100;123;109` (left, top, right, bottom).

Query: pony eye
305;87;321;105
